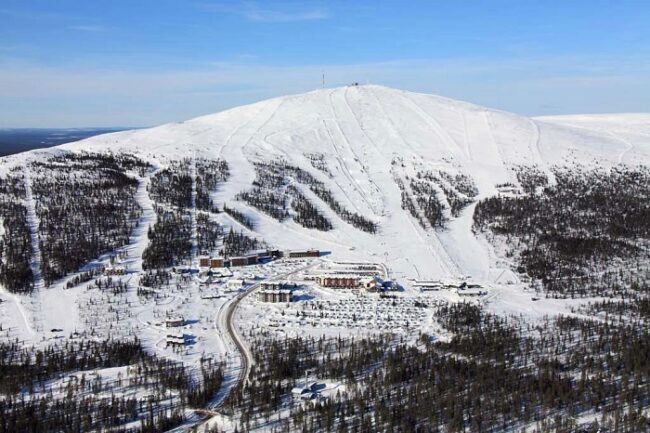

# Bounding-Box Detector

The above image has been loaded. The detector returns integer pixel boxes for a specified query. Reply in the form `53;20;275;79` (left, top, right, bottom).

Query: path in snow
393;88;468;160
390;165;462;278
217;97;284;207
20;165;43;335
328;88;384;215
23;166;43;290
355;87;461;278
528;119;556;185
190;154;199;268
121;167;159;274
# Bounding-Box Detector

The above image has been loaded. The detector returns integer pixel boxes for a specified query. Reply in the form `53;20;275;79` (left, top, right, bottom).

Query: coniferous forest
1;150;648;433
474;165;650;298
0;339;223;433
223;303;650;433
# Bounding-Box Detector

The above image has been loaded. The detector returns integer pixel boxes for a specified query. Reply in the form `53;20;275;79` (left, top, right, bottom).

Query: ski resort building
259;289;293;303
210;258;225;268
166;333;185;347
317;275;361;289
456;284;487;297
286;249;320;259
360;275;383;292
230;255;258;267
260;281;297;291
199;254;260;269
413;280;444;291
226;279;245;290
165;316;184;328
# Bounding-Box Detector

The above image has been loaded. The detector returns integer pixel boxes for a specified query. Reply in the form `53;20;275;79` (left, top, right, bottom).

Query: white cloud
67;24;110;32
197;1;329;22
243;6;328;22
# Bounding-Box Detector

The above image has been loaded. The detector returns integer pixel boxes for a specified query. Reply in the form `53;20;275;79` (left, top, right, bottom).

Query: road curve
212;260;320;411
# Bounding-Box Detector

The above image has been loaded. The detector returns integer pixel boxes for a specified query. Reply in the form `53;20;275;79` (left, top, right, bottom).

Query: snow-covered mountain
2;85;649;433
6;85;650;282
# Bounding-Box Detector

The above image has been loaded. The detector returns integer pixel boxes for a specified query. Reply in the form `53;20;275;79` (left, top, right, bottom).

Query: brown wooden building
287;249;320;259
317;275;360;289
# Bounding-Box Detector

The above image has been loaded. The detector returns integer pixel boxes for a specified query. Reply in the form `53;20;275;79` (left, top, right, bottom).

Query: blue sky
1;0;649;127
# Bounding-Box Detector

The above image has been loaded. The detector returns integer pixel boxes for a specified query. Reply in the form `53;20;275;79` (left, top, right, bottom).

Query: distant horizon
0;127;134;157
2;82;650;130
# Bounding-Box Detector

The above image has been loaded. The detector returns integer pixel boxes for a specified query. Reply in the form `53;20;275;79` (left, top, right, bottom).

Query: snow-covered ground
45;86;645;281
0;85;648;431
1;83;648;351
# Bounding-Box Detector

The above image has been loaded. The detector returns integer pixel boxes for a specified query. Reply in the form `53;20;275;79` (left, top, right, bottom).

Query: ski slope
5;85;649;284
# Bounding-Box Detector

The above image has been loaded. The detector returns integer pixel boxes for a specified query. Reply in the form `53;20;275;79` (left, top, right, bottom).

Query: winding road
207;260;320;414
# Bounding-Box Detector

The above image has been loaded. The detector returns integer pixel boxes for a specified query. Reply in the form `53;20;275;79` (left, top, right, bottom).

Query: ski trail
4;291;36;338
240;96;290;159
482;111;508;169
217;98;285;210
342;86;395;210
321;122;371;215
322;119;369;215
608;131;635;164
23;166;43;290
190;153;199;267
327;89;383;215
123;167;158;274
396;90;468;159
342;87;386;162
460;110;473;161
340;87;387;209
11;165;42;336
528;119;556;184
391;167;461;277
360;88;461;277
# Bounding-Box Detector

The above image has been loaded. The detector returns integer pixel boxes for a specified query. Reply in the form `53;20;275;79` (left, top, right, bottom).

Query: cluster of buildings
413;279;487;297
316;275;385;291
199;254;260;269
198;249;321;270
311;261;392;292
291;381;326;400
165;332;195;347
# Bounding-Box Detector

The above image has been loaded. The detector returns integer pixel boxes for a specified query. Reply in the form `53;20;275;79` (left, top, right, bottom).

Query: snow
0;85;645;336
0;85;648;430
37;86;638;283
0;84;646;324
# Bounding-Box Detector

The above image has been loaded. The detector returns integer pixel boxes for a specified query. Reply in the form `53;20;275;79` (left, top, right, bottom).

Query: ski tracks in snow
608;131;636;164
360;87;462;278
327;88;384;216
17;165;43;336
23;166;43;291
528;119;556;184
396;91;469;160
121;166;159;275
190;154;199;268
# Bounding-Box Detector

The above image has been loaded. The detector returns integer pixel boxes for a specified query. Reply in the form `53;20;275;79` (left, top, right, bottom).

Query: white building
360;275;383;291
226;279;245;290
456;286;487;297
412;280;443;291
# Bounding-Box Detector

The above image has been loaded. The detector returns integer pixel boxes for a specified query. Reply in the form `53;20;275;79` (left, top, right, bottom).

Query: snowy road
202;261;320;423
